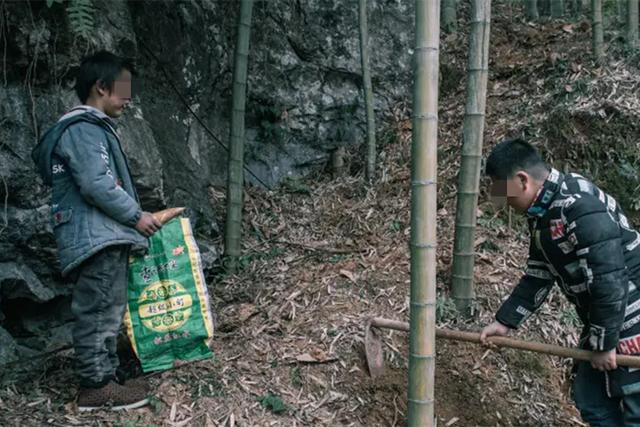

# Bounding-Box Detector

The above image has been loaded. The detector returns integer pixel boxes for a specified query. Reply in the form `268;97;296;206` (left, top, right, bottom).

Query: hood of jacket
31;107;117;186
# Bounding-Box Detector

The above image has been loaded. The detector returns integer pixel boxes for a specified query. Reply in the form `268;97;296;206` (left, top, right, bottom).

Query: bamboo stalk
451;0;491;316
619;0;628;24
628;0;639;48
582;0;590;12
525;0;539;20
441;0;457;33
551;0;565;17
408;0;440;425
370;317;640;368
569;0;578;16
358;0;376;182
224;0;254;272
592;0;604;61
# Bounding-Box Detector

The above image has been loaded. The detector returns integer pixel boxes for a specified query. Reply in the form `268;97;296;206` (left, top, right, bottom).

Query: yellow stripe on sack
180;218;215;340
123;305;139;357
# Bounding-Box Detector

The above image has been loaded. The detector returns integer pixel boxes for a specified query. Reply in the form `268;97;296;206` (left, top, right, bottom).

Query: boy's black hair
74;50;135;104
485;138;550;180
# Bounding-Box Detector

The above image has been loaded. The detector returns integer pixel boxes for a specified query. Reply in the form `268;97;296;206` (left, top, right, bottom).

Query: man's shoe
77;381;149;412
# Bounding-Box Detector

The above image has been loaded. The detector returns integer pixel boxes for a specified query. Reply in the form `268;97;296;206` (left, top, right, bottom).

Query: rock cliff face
0;0;415;364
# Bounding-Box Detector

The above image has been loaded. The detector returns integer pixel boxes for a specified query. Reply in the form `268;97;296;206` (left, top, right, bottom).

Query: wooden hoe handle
369;317;640;369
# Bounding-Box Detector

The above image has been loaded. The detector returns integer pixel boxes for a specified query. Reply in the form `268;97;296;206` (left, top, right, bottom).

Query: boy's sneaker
77;381;149;412
124;376;150;392
115;369;151;392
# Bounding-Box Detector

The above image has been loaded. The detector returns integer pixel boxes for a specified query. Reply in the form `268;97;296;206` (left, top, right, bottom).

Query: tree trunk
592;0;604;60
224;0;253;272
619;0;627;24
569;0;579;16
408;0;439;425
441;0;457;33
331;147;346;178
538;0;551;16
451;0;491;316
359;0;376;182
628;0;639;47
551;0;565;17
525;0;539;20
582;0;590;10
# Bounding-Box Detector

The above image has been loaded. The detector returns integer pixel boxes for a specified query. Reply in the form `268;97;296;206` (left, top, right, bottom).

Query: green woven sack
124;217;214;372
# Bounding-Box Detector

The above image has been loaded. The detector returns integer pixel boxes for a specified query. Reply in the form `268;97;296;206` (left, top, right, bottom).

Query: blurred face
489;171;543;214
95;70;132;118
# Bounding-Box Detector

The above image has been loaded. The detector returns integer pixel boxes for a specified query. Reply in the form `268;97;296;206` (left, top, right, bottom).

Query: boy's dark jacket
32;107;147;276
496;169;640;396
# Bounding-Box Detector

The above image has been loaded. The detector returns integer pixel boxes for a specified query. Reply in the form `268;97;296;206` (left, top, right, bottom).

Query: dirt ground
2;2;639;426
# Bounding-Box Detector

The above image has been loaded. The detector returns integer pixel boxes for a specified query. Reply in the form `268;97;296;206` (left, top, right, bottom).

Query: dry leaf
339;269;357;283
561;24;574;34
237;303;257;322
295;348;337;363
170;401;177;422
474;236;487;247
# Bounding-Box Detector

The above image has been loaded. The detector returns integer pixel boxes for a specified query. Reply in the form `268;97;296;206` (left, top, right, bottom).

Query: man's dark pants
573;362;640;426
69;245;130;388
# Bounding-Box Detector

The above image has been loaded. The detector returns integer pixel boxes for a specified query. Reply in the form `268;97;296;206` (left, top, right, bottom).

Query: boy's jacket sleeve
565;194;628;351
496;241;555;329
56;123;141;227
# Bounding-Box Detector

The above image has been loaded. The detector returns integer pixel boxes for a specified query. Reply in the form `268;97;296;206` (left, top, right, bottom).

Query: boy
480;138;640;426
32;51;161;411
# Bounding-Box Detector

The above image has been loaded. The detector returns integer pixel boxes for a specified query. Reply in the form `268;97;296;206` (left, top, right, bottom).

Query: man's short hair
75;50;135;104
485;138;550;180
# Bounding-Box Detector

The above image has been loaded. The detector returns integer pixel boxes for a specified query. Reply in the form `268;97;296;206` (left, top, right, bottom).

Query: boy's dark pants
70;245;130;388
573;362;640;426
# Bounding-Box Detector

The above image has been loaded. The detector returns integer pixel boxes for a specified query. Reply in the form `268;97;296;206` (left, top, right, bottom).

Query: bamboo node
413;113;438;120
451;252;475;257
451;274;474;280
414;45;439;52
410;242;437;249
409;354;436;360
408;398;436;405
409;301;437;307
411;179;437;186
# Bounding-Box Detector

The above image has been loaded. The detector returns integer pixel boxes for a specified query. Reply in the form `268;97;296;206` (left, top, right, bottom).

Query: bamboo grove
220;1;640;424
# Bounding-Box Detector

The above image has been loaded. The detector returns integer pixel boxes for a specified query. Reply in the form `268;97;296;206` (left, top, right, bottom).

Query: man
480;138;640;426
32;51;161;411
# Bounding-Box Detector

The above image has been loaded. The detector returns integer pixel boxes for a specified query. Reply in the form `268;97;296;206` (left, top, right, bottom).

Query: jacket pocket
52;208;72;227
52;208;75;248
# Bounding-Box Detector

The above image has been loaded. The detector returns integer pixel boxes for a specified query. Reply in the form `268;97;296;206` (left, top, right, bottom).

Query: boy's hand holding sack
124;207;214;372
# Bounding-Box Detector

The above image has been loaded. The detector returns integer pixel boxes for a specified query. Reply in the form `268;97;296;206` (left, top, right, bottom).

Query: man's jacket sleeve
56;123;141;227
496;241;555;329
565;193;628;351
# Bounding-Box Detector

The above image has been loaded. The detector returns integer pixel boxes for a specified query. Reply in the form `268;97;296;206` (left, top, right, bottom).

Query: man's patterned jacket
496;168;640;359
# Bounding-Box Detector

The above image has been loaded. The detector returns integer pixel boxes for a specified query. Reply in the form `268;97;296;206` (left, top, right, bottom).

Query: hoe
365;317;640;378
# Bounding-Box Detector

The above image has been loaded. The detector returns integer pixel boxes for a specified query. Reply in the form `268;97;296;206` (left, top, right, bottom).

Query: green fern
66;0;95;40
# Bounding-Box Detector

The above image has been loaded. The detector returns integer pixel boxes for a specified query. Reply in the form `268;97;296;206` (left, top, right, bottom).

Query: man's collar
526;168;563;218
